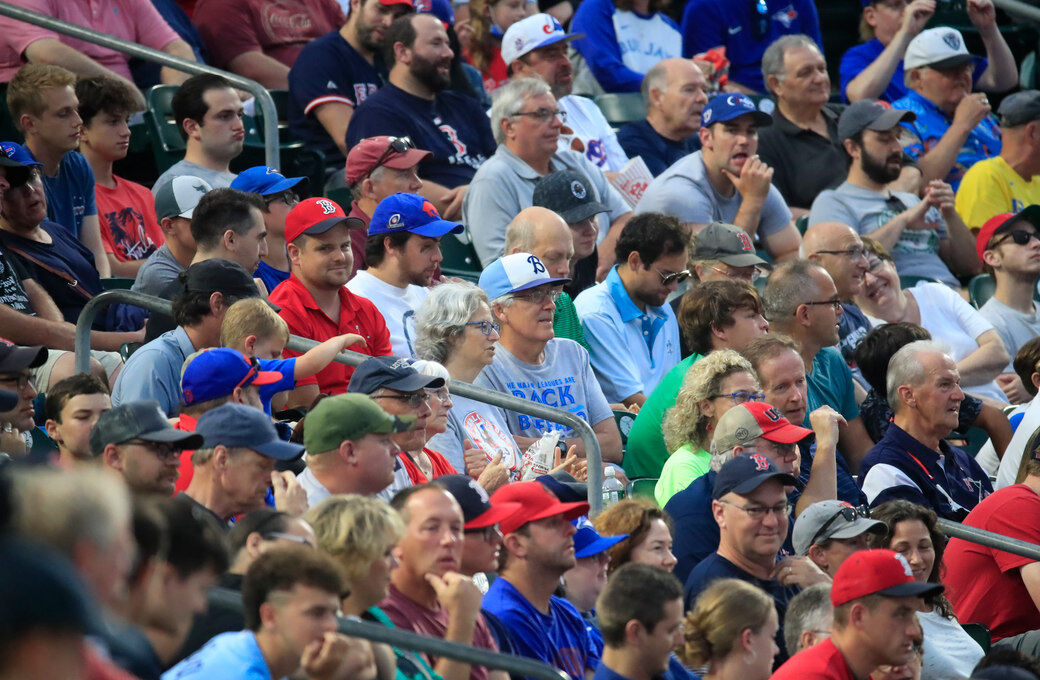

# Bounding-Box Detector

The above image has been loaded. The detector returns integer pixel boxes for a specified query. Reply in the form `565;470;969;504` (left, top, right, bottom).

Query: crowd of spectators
6;1;1040;679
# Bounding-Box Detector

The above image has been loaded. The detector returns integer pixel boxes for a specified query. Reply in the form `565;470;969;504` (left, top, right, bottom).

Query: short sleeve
291;41;361;117
0;0;62;63
932;283;995;341
462;162;524;267
194;0;264;68
127;0;181;50
839;47;871;102
808;190;858;230
955;162;1012;228
637;177;714;224
757;185;794;237
985;493;1040;572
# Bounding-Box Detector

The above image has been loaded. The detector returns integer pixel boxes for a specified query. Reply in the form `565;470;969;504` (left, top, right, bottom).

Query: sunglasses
992;229;1040;249
236;356;265;391
809;505;872;547
655;268;691;285
366;136;414;180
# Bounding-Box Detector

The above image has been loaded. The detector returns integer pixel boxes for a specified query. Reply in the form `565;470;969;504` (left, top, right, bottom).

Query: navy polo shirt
615;119;700;177
859;423;992;521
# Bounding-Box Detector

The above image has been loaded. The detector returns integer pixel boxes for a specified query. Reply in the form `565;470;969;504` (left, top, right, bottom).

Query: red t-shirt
770;639;855;680
268;273;392;394
95;177;164;262
943;484;1040;640
399;448;459;485
481;47;508;94
173;413;198;493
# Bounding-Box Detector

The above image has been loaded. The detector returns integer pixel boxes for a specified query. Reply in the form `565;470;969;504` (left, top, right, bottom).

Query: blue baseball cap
478;252;570;301
0;141;41;167
572;516;627;559
230;166;307;196
712;453;796;500
195;402;304;461
700;94;772;129
181;348;283;407
415;0;455;26
369;192;464;238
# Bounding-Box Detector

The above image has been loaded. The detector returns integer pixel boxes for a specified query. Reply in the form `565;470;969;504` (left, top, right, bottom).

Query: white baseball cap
500;13;583;66
154;175;213;220
478;252;571;301
904;27;978;71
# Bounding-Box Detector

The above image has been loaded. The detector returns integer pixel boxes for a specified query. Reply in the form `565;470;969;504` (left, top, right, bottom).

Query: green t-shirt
655;442;710;507
622;352;702;479
363;606;443;680
553;291;591;352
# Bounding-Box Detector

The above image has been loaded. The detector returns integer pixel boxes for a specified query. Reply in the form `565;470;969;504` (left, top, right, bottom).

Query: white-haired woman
656;350;762;506
416;282;517;488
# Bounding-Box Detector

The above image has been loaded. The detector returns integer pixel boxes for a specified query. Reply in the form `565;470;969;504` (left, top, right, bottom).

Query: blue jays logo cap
478;252;571;301
500;13;584;65
369;192;464;238
230;166;307;196
700;94;772;129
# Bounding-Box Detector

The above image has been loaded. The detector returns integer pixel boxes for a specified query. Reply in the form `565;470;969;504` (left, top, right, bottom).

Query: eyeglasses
263;531;316;548
992;229;1040;249
814;245;867;260
655;268;691;286
512;108;567;124
809;505;871;547
752;0;769;40
466;320;500;336
123;439;180;459
264;190;299;208
513;287;562;306
374;390;430;408
464;524;501;542
752;439;801;462
366;136;415;180
717;499;792;521
803;298;843;311
0;372;33;391
709;263;762;282
430;386;452;404
711;390;764;404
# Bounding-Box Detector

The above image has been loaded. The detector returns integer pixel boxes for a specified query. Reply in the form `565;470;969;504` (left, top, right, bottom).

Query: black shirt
757;104;846;210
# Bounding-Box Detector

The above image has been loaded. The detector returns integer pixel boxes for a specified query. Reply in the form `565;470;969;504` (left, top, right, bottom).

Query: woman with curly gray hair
655;350;761;506
415;281;522;485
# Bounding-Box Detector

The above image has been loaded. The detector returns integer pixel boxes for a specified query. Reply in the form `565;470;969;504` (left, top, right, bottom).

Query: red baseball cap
710;401;814;455
285;197;364;243
379;0;413;7
491;481;589;534
976;205;1040;262
830;549;944;606
345;136;432;186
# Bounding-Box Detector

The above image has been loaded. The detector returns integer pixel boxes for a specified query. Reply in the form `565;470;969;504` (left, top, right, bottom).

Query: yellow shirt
955;156;1040;230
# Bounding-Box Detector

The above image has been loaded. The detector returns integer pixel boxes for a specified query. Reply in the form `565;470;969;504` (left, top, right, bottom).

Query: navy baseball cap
435;474;523;529
347;356;445;394
0;146;30;188
478;252;571;301
181;348;283;407
0;141;41;167
369;192;464;238
700;94;772;128
573;516;627;558
0;338;47;372
536;470;588;504
230;166;307;196
195;402;304;461
712;453;796;500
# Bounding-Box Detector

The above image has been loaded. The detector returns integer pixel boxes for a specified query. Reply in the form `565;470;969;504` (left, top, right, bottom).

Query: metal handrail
0;1;280;167
337;618;569;680
74;290;604;514
994;0;1040;23
939;518;1040;561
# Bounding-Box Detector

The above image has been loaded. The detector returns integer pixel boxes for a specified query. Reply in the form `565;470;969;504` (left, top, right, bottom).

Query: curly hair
593;497;673;575
662;350;757;455
870;500;954;618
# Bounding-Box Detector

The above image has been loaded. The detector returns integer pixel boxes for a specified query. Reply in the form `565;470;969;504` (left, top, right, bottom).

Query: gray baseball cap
998;90;1040;127
155;175;213;220
792;500;887;556
692;222;767;267
837;100;916;142
532;170;608;224
89;400;203;455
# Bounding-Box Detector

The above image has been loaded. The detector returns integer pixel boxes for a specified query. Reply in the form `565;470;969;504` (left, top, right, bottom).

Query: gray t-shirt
634;150;792;237
152;160;236;195
132;243;185;297
474;338;612;440
808;181;956;287
979;296;1040;371
426;393;524;480
461;146;630;267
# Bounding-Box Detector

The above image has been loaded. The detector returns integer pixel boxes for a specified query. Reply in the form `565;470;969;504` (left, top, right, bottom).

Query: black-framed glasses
711;390;764;404
814;245;867;260
366;136;414;180
466;320;500;336
655;268;691;286
803;298;843;311
992;229;1040;249
809;505;871;547
464;524;501;542
0;372;33;391
513;287;562;306
374;390;430;408
513;108;567;124
717;499;792;521
752;0;769;40
264;189;299;208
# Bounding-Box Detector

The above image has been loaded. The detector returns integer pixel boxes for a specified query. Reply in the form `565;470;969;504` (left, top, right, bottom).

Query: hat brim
299;215;366;238
866;107;917;131
378;373;446;392
252;438;306;461
382;148;433;170
0;344;48;372
728;470;798;497
575;533;628;559
0;387;17;412
369;414;419;435
408;219;465;238
138;429;204;450
258;175;307;196
716;252;767;267
536;474;588;504
0;156;29;187
521;499;591;528
247;369;284;388
874;581;944;599
709;110;772;128
509;276;573;295
920;54;978;71
465;501;524;529
512;32;584;63
826;517;889;541
558;201;608;224
1005;205;1040;233
762;421;815;444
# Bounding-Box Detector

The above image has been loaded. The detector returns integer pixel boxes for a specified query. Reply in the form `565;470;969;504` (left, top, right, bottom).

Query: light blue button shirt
111;326;196;416
574;266;680;403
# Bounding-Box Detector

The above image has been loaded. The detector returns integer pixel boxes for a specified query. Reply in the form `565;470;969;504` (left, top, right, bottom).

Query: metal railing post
0;1;280;167
939;518;1040;561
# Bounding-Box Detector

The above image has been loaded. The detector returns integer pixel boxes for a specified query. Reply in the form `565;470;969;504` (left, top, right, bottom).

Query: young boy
7;64;110;276
43;373;111;467
76;76;165;277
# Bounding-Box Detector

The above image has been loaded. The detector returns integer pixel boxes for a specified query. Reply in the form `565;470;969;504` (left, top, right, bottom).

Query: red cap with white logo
285;197;364;244
831;549;944;606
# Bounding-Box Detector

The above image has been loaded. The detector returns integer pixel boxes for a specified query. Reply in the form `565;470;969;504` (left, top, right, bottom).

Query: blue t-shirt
894;90;1001;191
483;577;600;680
683;553;798;663
805;347;859;424
288;30;388;169
679;0;821;93
615;119;700;177
593;657;701;680
839;39;987;103
33;149;97;238
162;630;270;680
258;357;296;415
346;84;495;189
255;260;290;295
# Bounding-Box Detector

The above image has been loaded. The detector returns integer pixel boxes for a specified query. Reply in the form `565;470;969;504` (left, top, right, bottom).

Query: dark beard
355;20;382;54
860;147;901;185
410;53;451;93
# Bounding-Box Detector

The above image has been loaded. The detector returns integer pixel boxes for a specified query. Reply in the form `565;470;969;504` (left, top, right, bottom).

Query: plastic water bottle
602;466;624;508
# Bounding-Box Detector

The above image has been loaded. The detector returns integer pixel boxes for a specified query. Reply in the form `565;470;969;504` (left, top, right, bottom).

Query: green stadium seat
625;477;658;503
594;93;646;127
899;275;943;290
960;622;991;653
614;409;636;448
967;274;995;309
101;277;135;291
439;234;482;282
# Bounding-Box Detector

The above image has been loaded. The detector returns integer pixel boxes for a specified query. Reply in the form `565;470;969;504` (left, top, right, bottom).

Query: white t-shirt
346;270;429;357
979;296;1040;372
865;282;1006;403
996;391;1040;488
918;608;984;680
611;9;681;75
558;95;629;172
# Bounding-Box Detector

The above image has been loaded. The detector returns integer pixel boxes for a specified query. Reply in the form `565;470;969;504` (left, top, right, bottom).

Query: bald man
504;207;589;350
617;58;710;177
803;222;872;378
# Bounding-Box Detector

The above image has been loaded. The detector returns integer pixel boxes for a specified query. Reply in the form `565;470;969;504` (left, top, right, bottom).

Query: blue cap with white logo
369;192;464;238
230;166;306;196
478;252;571;301
501;13;584;65
0;141;41;167
700;94;772;129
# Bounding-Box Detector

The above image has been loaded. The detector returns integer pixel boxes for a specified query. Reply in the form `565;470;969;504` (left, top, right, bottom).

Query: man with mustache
346;13;496;219
809;100;979;289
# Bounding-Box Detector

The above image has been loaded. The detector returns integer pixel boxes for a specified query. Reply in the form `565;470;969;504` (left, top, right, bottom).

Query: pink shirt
0;0;180;82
